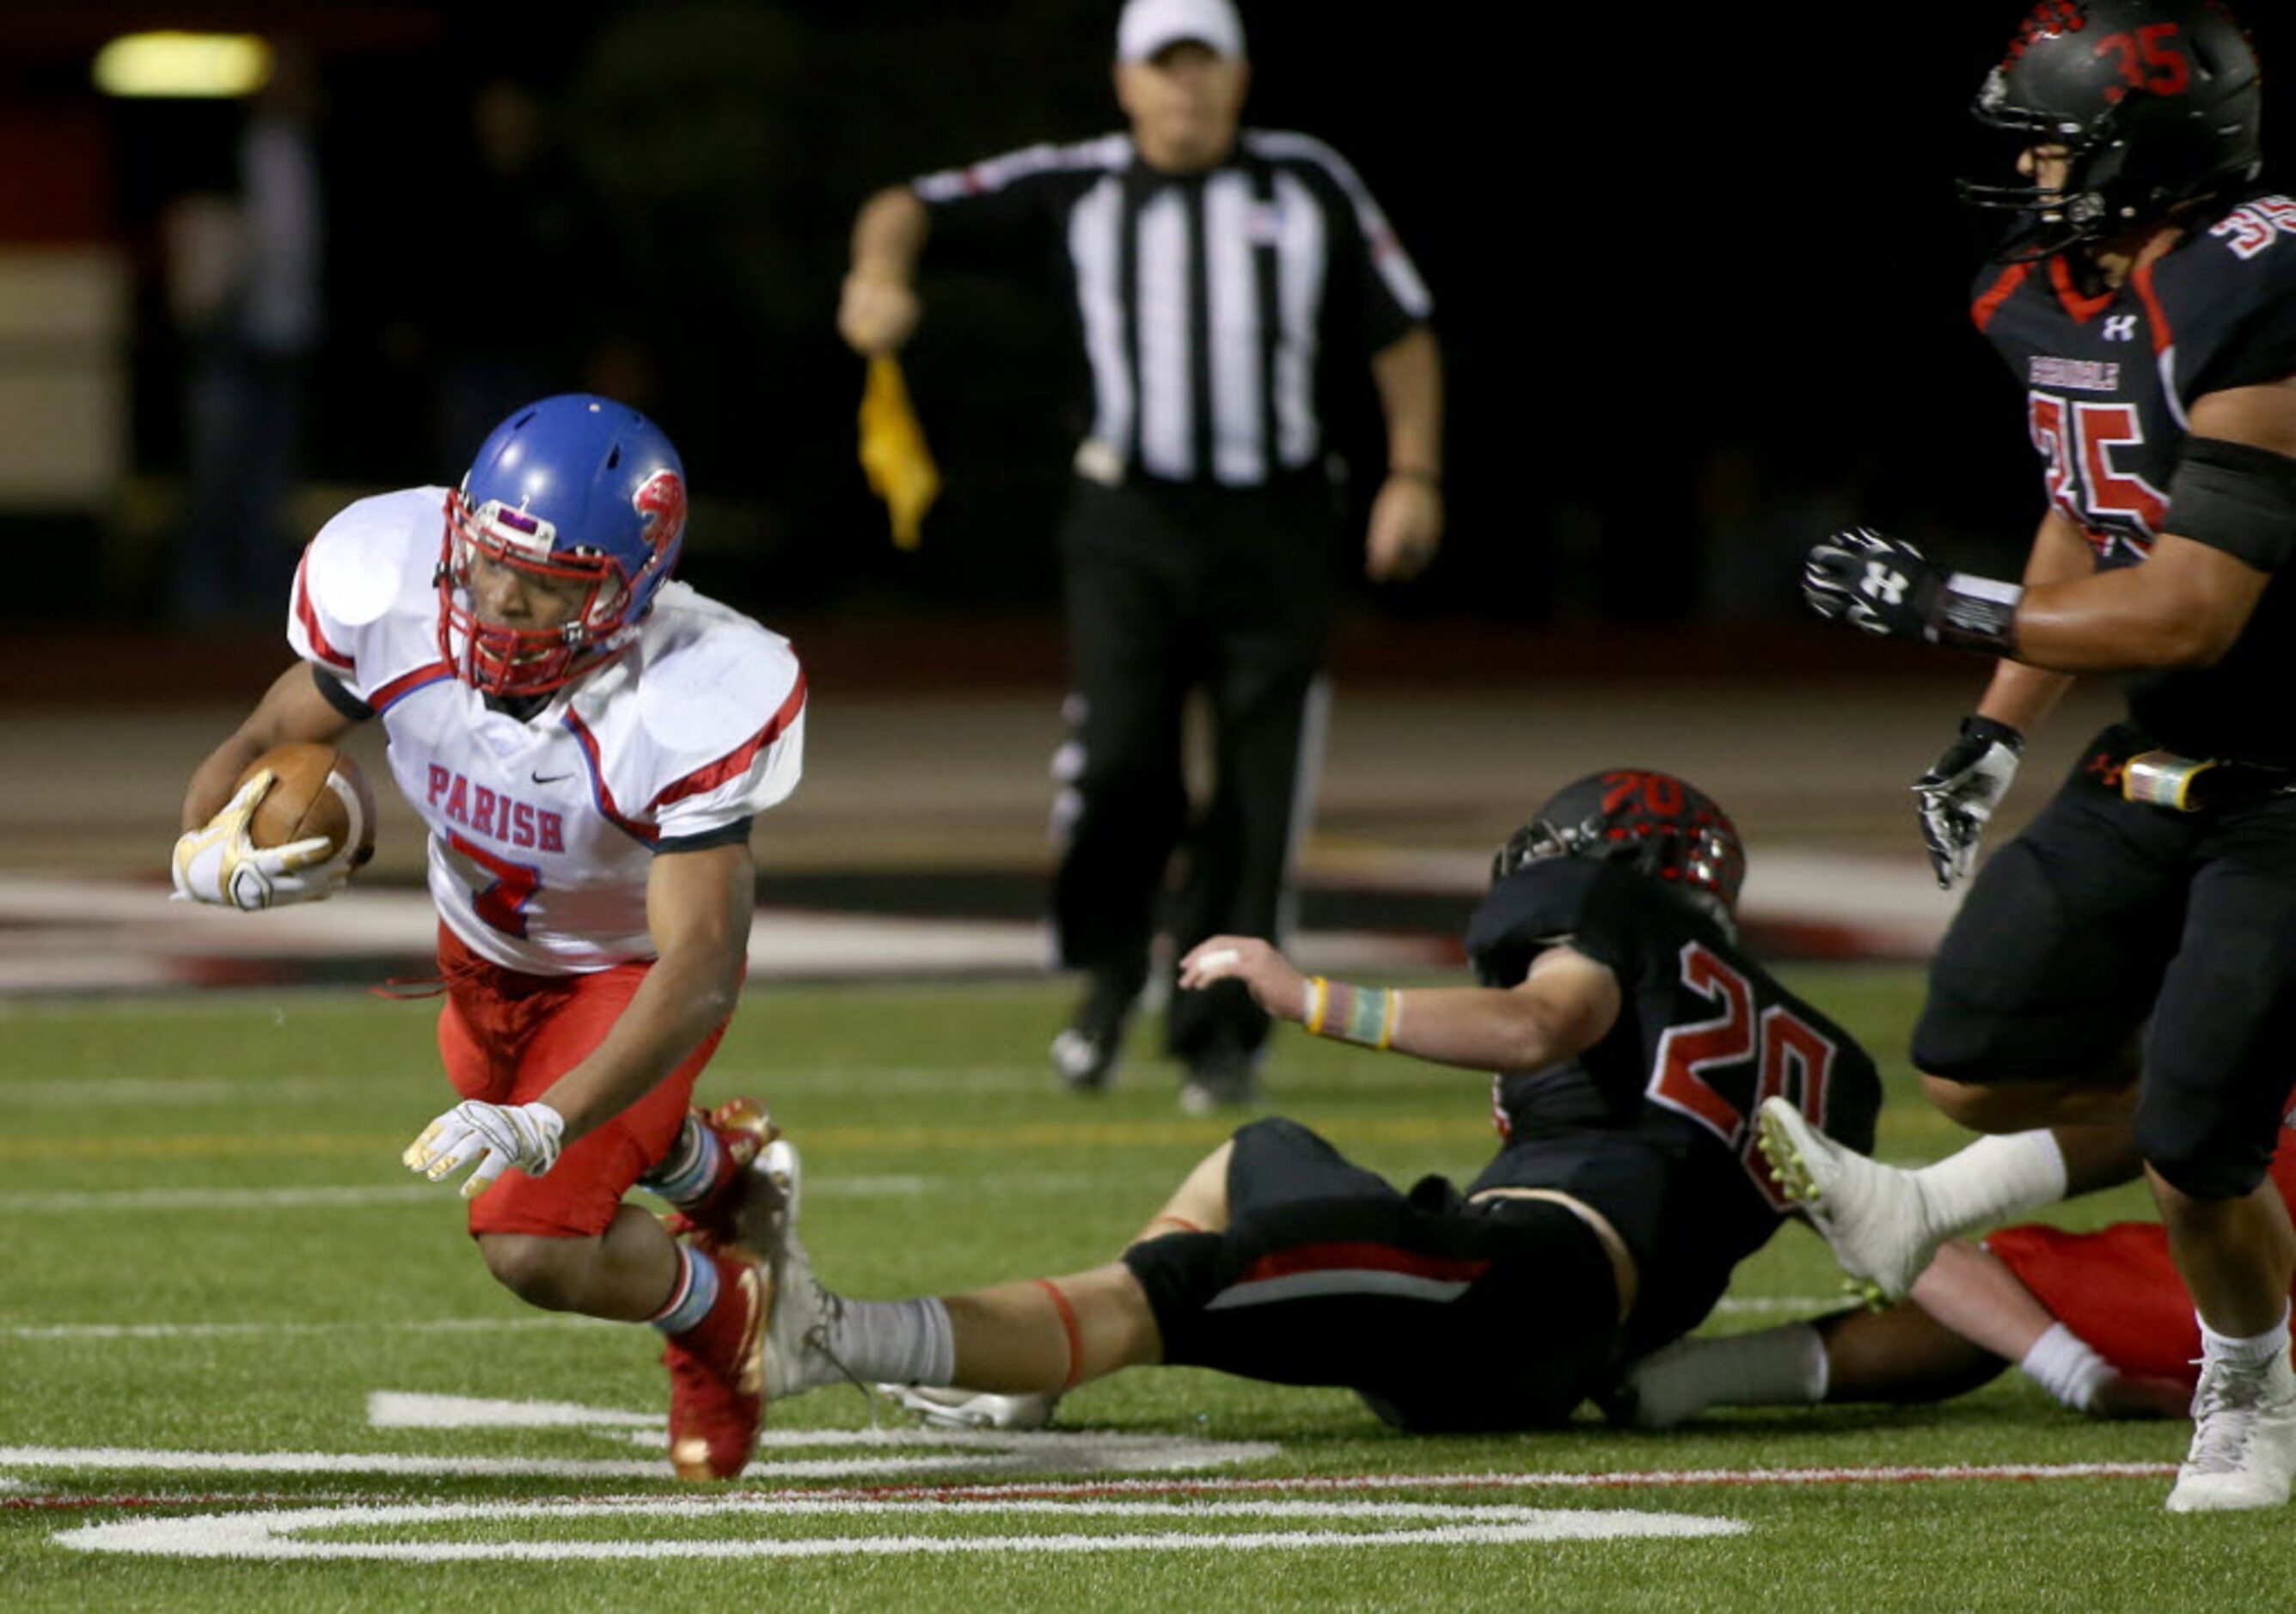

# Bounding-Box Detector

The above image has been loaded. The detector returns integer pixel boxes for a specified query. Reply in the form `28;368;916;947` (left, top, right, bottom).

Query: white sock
2199;1304;2292;1366
2019;1321;2112;1411
1636;1324;1828;1423
1912;1131;2068;1241
823;1297;956;1386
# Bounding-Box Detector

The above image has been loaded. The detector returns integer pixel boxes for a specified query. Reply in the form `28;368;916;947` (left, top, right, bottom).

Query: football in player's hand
233;743;377;869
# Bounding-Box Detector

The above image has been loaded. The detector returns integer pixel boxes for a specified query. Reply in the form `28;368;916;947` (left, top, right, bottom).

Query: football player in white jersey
172;394;809;1482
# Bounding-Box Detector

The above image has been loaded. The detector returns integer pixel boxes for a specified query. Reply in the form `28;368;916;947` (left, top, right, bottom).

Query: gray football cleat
755;1142;850;1403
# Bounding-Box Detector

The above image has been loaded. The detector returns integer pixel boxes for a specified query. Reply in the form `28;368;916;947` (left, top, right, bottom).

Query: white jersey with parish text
287;486;805;974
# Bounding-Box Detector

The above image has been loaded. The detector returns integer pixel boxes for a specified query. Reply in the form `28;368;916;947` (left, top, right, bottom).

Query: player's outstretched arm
401;842;754;1197
534;841;754;1140
1899;1239;2185;1420
1805;382;2296;673
1179;935;1620;1073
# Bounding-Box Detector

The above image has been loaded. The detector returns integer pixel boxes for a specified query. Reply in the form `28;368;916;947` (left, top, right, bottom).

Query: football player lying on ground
172;394;804;1482
742;771;1887;1434
1614;1125;2296;1428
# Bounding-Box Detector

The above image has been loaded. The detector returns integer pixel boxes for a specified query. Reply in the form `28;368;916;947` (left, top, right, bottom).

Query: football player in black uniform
744;770;1883;1436
1796;0;2296;1512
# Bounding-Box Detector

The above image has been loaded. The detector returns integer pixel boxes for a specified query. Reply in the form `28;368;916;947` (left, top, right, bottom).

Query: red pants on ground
1987;1149;2296;1390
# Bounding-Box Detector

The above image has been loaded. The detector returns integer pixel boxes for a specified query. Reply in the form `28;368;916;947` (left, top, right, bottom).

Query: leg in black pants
1168;476;1334;1078
1048;486;1191;1087
1050;476;1333;1101
1166;637;1326;1067
1121;1120;1621;1430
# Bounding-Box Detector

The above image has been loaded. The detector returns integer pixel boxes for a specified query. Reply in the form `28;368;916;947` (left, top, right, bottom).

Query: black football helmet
1959;0;2262;259
1491;769;1748;933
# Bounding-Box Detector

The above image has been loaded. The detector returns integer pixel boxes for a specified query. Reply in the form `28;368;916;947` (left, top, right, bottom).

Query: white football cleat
1756;1097;1938;1308
758;1137;801;1225
2166;1351;2296;1513
881;1383;1061;1431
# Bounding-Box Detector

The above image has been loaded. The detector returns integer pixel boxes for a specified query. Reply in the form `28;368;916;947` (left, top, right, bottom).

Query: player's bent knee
475;1232;590;1311
1918;1073;2040;1134
1909;1011;2021;1090
2134;1099;2273;1203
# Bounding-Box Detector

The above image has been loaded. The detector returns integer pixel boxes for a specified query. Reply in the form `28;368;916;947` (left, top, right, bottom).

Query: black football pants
1051;473;1334;1061
1913;726;2296;1201
1122;1119;1622;1431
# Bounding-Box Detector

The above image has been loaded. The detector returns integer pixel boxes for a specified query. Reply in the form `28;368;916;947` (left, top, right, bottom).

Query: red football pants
434;926;729;1239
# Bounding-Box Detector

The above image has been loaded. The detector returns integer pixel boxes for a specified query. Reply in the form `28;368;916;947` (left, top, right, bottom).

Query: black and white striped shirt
914;129;1432;488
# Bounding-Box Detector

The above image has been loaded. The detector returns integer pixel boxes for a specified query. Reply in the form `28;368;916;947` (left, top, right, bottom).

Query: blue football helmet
437;394;689;697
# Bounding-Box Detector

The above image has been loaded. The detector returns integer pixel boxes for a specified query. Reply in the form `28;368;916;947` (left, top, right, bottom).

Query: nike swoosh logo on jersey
531;772;573;785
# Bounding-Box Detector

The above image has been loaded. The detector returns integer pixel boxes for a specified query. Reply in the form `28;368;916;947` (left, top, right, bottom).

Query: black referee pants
1051;472;1336;1062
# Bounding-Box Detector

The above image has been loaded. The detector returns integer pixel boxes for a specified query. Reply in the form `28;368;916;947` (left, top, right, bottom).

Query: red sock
670;1248;758;1377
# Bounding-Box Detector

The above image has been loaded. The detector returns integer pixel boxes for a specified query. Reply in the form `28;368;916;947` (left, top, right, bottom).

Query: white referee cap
1117;0;1246;62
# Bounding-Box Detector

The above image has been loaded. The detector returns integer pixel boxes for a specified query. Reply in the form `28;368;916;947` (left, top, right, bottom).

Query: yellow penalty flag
857;354;940;550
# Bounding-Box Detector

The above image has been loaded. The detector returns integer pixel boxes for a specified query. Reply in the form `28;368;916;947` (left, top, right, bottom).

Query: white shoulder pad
620;587;806;837
289;487;450;696
634;585;802;755
304;487;444;628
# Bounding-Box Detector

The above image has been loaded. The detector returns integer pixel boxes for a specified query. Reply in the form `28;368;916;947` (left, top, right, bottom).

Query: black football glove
1802;528;1943;637
1802;528;2023;652
1912;716;2024;889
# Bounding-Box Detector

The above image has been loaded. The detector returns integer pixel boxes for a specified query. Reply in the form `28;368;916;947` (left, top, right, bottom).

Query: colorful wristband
1305;977;1398;1049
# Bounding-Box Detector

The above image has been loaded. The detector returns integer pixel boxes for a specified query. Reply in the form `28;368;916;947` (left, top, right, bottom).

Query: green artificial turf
0;969;2242;1611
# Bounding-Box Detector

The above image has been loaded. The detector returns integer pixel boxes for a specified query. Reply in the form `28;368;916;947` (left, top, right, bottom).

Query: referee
837;0;1444;1113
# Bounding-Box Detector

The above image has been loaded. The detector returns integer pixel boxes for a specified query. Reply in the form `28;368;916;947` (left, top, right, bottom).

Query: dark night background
5;1;2293;642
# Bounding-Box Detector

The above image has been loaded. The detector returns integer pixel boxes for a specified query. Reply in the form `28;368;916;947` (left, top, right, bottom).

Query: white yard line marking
367;1391;662;1431
2;1317;613;1341
359;1393;1276;1474
56;1496;1747;1560
0;1186;441;1213
1711;1296;1846;1315
0;1177;935;1215
0;1078;346;1106
0;1428;1280;1484
836;1462;2181;1499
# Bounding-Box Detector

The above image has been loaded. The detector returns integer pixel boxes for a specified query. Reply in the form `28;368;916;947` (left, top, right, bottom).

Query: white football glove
1912;717;2024;890
170;771;351;911
402;1100;566;1199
